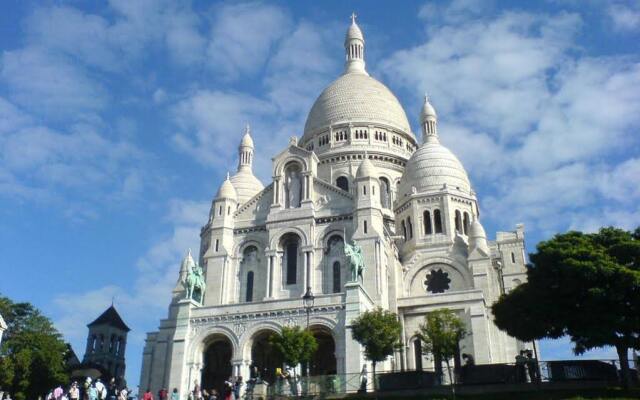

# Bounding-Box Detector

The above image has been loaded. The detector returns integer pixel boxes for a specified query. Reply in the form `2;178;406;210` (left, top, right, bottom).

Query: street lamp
303;286;315;328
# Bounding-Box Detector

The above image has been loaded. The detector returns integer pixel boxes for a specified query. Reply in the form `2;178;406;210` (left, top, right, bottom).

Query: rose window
424;269;451;293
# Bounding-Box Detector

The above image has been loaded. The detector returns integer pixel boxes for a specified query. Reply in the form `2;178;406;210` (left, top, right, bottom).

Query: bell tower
83;305;130;385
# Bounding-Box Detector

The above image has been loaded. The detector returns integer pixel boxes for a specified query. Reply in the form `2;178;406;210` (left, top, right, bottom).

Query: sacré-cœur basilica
139;15;529;395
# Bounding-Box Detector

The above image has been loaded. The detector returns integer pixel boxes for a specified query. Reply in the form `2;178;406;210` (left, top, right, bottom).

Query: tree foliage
417;309;467;364
0;295;70;400
350;307;401;375
492;227;640;387
269;326;318;374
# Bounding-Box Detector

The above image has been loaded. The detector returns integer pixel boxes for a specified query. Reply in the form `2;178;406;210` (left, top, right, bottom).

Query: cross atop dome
351;12;357;24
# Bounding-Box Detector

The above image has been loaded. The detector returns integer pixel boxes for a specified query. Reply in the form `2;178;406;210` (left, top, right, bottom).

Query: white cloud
207;2;291;80
171;90;276;167
1;46;108;117
379;4;640;237
608;3;640;32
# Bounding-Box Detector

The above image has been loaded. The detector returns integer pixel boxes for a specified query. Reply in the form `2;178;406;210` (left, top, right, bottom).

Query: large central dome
303;73;412;138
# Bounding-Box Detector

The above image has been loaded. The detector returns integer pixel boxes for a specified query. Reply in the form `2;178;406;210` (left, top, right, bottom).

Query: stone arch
308;324;338;375
403;256;472;297
200;333;234;393
241;323;283;383
233;237;267;259
187;326;240;365
274;155;309;177
269;227;309;250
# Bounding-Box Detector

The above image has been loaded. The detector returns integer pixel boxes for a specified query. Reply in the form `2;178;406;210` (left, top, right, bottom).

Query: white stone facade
140;16;528;395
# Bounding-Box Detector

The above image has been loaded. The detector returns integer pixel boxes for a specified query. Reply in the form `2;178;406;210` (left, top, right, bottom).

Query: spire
420;94;438;143
344;13;367;75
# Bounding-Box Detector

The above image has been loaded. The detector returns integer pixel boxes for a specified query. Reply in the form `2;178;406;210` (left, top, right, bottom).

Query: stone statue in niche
285;168;302;208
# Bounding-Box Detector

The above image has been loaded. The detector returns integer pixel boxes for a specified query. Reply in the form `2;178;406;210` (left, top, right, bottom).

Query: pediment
234;184;273;223
312;178;354;215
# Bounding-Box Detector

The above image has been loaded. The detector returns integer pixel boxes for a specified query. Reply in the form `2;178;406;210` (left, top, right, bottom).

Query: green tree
269;326;318;376
416;309;467;393
492;227;640;388
0;295;70;400
350;307;402;390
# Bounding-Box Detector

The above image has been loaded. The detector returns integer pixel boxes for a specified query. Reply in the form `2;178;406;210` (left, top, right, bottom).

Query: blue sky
1;0;639;388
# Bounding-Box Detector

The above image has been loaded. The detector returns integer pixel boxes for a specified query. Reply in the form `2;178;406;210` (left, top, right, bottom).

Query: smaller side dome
469;219;487;240
215;173;237;201
468;219;489;255
356;157;377;179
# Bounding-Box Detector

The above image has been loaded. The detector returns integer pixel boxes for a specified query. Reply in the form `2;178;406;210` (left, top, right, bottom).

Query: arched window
423;210;432;235
407;217;413;239
246;271;254;302
215;239;219;252
336;176;349;192
511;252;516;263
285;238;299;285
401;220;407;239
463;212;470;235
91;335;97;351
332;262;341;293
364;220;368;234
414;339;423;371
455;210;462;233
379;177;390;208
434;209;443;233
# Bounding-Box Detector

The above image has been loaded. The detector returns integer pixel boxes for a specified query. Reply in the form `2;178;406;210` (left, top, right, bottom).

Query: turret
468;219;490;257
353;157;382;238
210;173;238;228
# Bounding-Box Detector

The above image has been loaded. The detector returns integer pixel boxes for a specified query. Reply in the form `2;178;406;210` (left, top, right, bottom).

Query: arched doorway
250;330;283;384
201;335;233;394
309;327;337;376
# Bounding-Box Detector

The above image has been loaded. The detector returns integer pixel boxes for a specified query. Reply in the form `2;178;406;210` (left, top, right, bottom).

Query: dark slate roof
87;305;130;331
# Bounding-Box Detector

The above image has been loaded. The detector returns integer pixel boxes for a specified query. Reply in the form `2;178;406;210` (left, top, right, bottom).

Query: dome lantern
421;95;438;144
344;13;367;75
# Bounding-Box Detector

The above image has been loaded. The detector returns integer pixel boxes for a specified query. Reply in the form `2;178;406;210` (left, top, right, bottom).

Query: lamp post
302;286;315;379
303;286;315;328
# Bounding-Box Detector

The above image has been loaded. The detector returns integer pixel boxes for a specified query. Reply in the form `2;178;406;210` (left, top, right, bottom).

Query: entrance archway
201;335;232;394
309;327;337;376
250;330;283;384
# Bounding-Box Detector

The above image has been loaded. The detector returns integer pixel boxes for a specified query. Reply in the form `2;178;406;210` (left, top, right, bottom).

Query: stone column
264;249;277;299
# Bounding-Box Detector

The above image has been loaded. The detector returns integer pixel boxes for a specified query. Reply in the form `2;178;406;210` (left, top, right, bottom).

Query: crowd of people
41;378;133;400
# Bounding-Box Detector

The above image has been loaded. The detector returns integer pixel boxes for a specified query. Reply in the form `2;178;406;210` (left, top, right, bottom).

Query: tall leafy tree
492;227;640;388
350;307;402;390
269;326;318;377
0;295;70;400
416;308;467;388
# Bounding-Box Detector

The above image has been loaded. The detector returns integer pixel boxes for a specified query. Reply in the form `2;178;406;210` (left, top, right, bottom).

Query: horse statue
185;257;207;303
344;240;365;282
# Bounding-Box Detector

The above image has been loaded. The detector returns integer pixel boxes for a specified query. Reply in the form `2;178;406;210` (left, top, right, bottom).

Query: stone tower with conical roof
83;305;130;384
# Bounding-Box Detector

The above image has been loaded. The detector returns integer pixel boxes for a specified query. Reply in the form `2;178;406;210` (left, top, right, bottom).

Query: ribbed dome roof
398;140;471;198
302;73;412;139
216;175;237;201
230;170;263;204
240;131;254;147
